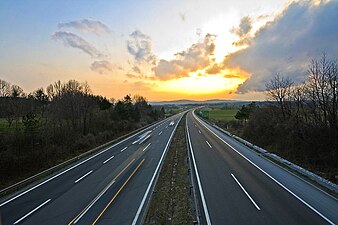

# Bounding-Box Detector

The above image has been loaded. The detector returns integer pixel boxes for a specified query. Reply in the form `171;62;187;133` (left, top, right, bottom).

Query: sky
0;0;337;101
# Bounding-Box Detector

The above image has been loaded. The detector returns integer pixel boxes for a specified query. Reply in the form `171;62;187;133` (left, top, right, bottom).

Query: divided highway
0;113;183;225
186;111;338;225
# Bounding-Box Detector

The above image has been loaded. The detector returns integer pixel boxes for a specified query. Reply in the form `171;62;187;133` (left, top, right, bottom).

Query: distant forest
0;79;165;188
226;54;338;182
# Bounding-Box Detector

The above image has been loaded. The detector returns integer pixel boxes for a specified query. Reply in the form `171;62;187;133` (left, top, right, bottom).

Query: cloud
154;34;216;80
127;30;157;64
223;74;241;79
132;66;142;74
126;73;138;79
231;16;252;46
224;0;338;93
179;13;186;22
52;31;103;58
206;63;222;74
58;19;111;35
90;60;114;74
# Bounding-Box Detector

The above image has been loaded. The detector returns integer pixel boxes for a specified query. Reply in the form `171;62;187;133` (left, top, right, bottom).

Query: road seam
193;112;335;225
14;199;51;224
231;173;260;210
74;171;93;183
187;120;212;225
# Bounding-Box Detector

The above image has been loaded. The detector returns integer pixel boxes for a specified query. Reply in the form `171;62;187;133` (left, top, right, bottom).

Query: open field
208;109;238;121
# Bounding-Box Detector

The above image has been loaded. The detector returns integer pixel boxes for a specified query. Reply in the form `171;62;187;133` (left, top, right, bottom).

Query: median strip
143;115;195;225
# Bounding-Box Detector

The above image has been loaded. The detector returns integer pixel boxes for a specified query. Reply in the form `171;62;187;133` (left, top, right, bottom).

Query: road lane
0;114;183;225
187;111;338;225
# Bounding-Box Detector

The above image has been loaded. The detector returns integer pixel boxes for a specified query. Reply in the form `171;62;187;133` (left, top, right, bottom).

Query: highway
186;111;338;225
0;113;183;225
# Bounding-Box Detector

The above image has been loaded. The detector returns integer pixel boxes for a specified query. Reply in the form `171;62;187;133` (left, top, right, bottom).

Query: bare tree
265;73;294;119
11;85;25;97
0;79;11;97
306;54;338;128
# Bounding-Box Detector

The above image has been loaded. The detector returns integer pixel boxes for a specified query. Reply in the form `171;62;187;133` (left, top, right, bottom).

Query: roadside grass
144;115;194;225
209;109;238;122
0;118;24;133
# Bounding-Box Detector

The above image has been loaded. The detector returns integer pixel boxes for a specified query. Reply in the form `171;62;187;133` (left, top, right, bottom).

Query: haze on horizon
0;0;337;101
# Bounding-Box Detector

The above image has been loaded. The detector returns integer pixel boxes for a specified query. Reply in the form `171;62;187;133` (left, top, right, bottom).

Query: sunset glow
1;0;334;101
154;68;248;95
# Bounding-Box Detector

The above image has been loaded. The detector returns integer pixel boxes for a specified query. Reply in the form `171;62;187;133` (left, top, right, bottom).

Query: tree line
0;79;165;188
233;54;337;182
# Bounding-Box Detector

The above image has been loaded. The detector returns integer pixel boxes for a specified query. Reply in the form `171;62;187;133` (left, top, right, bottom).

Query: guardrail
0;119;161;199
195;112;338;195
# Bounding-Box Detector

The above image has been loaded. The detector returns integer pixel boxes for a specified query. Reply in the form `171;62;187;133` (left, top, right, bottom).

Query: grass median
144;115;195;225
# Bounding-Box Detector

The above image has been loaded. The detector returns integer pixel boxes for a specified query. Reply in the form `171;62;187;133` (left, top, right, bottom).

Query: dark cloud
206;63;222;74
231;16;252;46
127;30;157;65
90;60;113;74
132;66;142;74
58;19;111;35
154;34;216;80
126;73;138;78
52;31;103;58
224;0;338;93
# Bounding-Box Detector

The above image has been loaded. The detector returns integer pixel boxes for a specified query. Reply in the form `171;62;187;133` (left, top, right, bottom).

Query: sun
154;69;247;96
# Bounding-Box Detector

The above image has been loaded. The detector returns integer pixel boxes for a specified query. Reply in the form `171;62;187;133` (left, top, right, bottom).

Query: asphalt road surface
0;113;183;225
186;111;338;225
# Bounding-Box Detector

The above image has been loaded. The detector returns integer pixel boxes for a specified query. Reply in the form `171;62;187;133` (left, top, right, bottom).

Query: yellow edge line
92;159;145;225
68;159;136;225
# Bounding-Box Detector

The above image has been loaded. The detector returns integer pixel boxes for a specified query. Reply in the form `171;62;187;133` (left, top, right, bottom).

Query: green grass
0;118;24;133
208;109;238;121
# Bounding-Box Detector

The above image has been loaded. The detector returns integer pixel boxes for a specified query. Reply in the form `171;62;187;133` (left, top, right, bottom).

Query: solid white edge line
103;155;115;164
143;143;151;152
0;116;173;207
13;199;51;224
74;180;116;224
206;141;212;149
231;173;261;210
131;116;182;225
121;147;128;152
74;170;93;184
187;117;212;225
193;112;335;225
